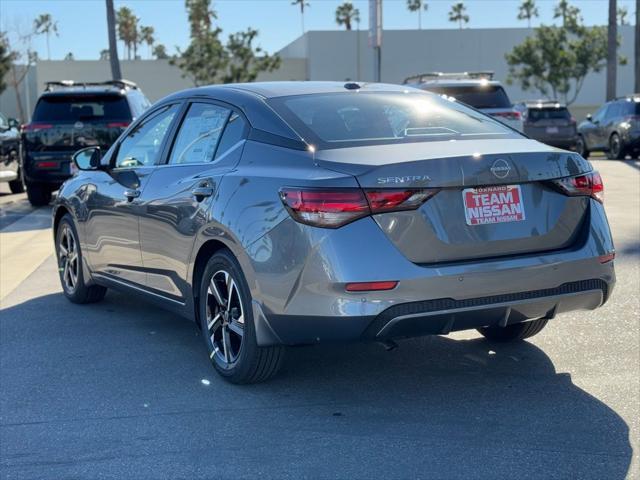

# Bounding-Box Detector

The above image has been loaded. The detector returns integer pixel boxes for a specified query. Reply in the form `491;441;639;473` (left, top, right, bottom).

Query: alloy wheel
58;225;79;292
206;269;245;367
609;135;621;159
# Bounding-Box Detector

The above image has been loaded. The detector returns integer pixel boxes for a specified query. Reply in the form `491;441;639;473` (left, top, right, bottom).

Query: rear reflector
107;121;130;128
345;281;398;292
598;252;615;263
491;111;521;121
279;187;439;228
36;161;58;168
551;171;604;203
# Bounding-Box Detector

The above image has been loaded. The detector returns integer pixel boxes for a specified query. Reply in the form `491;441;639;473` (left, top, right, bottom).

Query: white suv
404;72;524;132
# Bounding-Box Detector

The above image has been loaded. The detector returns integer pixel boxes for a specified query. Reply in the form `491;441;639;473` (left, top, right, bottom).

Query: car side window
606;102;622;120
168;103;231;164
115;104;179;169
592;105;608;123
214;113;248;160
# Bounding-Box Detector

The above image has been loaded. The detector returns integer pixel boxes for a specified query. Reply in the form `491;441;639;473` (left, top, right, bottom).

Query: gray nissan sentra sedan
53;82;616;383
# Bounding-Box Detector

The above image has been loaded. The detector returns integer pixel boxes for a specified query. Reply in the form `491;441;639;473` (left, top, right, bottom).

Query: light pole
369;0;382;82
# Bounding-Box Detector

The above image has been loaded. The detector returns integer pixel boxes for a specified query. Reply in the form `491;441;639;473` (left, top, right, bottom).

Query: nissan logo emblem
490;159;511;179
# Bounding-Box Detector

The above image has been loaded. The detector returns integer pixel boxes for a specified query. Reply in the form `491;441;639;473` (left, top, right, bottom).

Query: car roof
415;79;503;88
40;88;129;97
520;100;567;109
163;81;423;101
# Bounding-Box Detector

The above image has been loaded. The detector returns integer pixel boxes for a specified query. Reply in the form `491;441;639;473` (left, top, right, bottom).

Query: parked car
514;100;577;149
577;94;640;160
0;112;24;193
404;71;524;131
22;79;151;206
54;82;615;384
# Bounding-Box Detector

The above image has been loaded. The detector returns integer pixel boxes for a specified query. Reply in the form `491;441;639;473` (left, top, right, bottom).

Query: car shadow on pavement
1;290;633;479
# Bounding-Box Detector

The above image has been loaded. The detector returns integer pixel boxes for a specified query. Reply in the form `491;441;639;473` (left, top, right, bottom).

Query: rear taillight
107;121;130;128
551;171;604;203
491;111;521;121
22;123;53;132
345;281;398;292
279;187;440;228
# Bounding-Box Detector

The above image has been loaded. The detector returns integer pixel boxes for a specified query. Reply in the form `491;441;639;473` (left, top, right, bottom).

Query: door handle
191;186;214;201
124;188;141;201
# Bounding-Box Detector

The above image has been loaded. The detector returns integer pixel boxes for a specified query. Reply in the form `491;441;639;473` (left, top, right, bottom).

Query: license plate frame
462;185;526;226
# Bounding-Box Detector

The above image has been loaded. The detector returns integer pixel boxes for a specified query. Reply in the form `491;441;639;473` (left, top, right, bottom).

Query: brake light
36;161;58;168
551;171;604;203
107;121;130;128
279;187;439;228
22;123;53;132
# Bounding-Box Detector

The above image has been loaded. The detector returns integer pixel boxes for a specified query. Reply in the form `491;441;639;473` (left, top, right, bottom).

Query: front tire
198;249;284;384
576;135;590;159
477;318;548;342
607;133;625;160
26;182;52;206
55;214;107;304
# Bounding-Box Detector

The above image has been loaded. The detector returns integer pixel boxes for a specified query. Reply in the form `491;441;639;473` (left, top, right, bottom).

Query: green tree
116;6;138;59
33;13;58;60
222;28;281;83
617;5;628;25
292;0;310;34
448;3;469;29
517;0;538;28
64;51;74;61
407;0;428;30
0;32;14;94
335;2;360;31
553;0;581;30
153;43;169;59
99;48;110;60
506;18;625;105
140;25;154;58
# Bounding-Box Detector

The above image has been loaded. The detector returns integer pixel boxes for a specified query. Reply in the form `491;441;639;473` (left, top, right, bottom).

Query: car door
584;105;608;149
84;103;182;287
601;101;621;147
137;100;249;301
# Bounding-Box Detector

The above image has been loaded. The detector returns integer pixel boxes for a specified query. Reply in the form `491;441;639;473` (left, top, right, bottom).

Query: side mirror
7;118;19;129
73;146;102;171
586;113;592;122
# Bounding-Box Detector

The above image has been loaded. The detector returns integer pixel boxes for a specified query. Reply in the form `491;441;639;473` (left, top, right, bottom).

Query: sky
0;0;635;60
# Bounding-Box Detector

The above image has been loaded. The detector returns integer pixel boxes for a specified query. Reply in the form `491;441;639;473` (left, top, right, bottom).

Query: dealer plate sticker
463;185;526;226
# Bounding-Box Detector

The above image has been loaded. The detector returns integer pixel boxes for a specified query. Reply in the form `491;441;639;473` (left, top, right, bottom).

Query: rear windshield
32;94;131;122
269;91;521;149
528;108;571;121
422;85;512;109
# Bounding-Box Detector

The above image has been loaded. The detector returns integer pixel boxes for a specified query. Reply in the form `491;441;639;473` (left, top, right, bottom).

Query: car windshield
269;91;521;149
528;108;571;122
32;94;131;122
421;85;512;109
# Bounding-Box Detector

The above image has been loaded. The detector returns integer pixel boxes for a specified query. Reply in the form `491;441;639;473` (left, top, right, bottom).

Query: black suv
577;95;640;160
22;80;151;206
514;100;577;149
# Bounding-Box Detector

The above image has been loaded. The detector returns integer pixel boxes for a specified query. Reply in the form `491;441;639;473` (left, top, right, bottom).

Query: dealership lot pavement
1;160;639;479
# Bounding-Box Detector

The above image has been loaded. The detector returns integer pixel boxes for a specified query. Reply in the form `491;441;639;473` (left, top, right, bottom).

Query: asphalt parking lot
1;159;639;479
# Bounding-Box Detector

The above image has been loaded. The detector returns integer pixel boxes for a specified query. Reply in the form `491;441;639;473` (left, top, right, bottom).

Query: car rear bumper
249;200;615;346
23;150;74;186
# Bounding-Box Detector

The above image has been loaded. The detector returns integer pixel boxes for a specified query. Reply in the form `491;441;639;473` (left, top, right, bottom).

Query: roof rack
44;79;138;92
403;71;494;84
522;99;564;107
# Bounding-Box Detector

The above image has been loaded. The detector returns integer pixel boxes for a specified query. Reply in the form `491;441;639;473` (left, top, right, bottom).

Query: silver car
53;82;616;383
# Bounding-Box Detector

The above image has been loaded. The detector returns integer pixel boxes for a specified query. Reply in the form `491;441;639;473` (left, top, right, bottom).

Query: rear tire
576;135;590;159
477;318;549;342
26;182;52;206
55;214;107;304
607;133;625;160
8;178;24;194
198;249;284;384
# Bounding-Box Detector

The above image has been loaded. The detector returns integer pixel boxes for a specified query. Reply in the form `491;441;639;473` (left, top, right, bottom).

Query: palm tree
606;0;617;101
553;0;580;29
517;0;538;28
105;0;122;79
153;44;169;59
291;0;310;35
140;25;155;59
617;5;628;25
116;6;138;60
33;14;58;60
407;0;428;30
335;2;360;31
448;3;469;29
